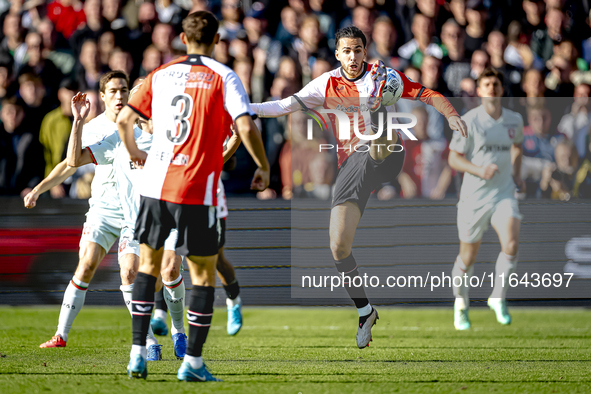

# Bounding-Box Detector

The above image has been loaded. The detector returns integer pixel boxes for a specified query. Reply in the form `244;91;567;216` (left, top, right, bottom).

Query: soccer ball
381;68;404;107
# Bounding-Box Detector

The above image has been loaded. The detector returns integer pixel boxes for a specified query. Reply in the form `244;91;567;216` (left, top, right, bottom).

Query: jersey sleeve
128;72;154;120
223;70;255;121
86;132;119;165
250;73;329;117
397;71;459;119
449;115;473;154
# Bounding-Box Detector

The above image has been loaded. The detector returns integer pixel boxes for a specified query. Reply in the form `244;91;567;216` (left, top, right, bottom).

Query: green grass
0;306;590;393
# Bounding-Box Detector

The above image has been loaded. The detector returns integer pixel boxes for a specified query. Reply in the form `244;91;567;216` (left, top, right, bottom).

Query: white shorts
164;228;178;251
80;211;139;259
457;198;522;244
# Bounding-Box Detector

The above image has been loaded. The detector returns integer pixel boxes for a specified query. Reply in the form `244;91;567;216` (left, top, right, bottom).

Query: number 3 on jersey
167;94;193;145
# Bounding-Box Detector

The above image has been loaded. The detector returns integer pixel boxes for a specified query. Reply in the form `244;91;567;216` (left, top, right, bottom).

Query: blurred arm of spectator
397;172;418;199
542;141;578;200
39;79;77;180
430;165;452;199
557;83;591;140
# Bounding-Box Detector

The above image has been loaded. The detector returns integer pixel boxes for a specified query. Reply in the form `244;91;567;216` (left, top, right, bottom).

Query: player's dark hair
99;70;129;93
335;26;367;49
476;67;504;87
182;11;219;46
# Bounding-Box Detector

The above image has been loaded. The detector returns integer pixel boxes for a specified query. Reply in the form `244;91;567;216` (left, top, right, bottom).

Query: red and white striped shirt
128;54;254;205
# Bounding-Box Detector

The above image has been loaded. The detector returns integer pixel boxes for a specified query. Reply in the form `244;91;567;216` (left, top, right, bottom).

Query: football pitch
0;306;590;393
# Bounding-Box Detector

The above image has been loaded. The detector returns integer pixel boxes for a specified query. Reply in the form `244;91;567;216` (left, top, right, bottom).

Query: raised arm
23;159;77;208
66;92;94;167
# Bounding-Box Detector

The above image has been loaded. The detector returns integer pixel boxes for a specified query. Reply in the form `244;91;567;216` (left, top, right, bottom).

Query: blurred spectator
293;16;331;83
98;31;116;69
229;33;252;62
448;0;467;27
403;66;422;85
83;89;102;122
234;58;253;98
531;7;564;64
0;96;44;196
155;0;184;27
47;0;86;40
521;0;545;43
470;49;489;79
18;73;51;134
276;56;302;91
219;0;243;41
102;0;130;47
540;140;578;200
0;59;13;103
350;6;375;47
311;58;332;79
368;16;404;70
309;0;336;51
275;6;300;49
420;55;451;97
464;0;488;57
75;40;103;91
558;83;591;142
399;106;452;199
459;77;479;114
544;52;575;98
574;134;591;198
441;19;470;96
38;79;77;200
108;48;134;81
19;31;63;101
213;37;232;67
398;12;443;69
38;18;76;76
243;2;273;60
504;20;543;72
69;0;103;60
152;23;176;64
139;45;162;77
128;1;159;65
1;13;27;70
521;105;562;195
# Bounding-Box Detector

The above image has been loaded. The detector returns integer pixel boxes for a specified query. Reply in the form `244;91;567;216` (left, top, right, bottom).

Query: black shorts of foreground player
117;11;270;382
251;25;467;349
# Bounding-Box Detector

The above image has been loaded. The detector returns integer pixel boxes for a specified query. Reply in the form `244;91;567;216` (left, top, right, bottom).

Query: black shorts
135;196;219;257
332;148;405;216
218;217;226;249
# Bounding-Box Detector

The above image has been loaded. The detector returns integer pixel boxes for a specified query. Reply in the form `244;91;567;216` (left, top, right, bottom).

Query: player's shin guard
452;255;473;310
163;274;186;334
490;252;518;300
56;276;88;341
131;273;157;347
186;286;214;358
335;253;371;313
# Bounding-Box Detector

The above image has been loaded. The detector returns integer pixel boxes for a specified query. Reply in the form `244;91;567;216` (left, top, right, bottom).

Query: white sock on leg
357;303;372;317
153;309;167;321
56;276;88;342
163;274;186;335
226;295;241;308
452;256;473;310
184;354;203;369
130;344;147;360
490;252;518;300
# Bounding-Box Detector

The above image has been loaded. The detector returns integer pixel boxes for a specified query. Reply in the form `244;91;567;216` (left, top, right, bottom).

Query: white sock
56;276;88;342
357;303;372;317
121;283;158;346
184;354;203;369
226;295;241;308
490;252;518;300
153;309;167;321
163;274;186;335
130;344;147;360
452;255;473;310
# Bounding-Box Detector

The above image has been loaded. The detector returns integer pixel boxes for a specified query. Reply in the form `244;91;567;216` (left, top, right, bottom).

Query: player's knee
330;241;350;261
161;263;179;282
120;264;137;284
504;240;519;256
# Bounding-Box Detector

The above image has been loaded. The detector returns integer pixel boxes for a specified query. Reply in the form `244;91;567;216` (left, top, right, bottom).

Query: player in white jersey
64;82;187;360
23;72;157;350
448;68;525;330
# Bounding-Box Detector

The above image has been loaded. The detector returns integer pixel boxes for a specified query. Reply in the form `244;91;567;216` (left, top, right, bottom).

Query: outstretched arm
223;129;241;164
23;159;77;208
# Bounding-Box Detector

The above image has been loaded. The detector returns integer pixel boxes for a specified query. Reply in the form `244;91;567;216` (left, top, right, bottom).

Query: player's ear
180;32;188;45
214;33;220;45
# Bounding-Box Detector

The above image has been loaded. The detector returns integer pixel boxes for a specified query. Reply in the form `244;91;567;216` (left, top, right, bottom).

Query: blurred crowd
2;0;591;202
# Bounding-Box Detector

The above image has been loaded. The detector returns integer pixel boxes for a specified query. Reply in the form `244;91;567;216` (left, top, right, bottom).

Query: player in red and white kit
116;11;269;382
251;26;467;348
